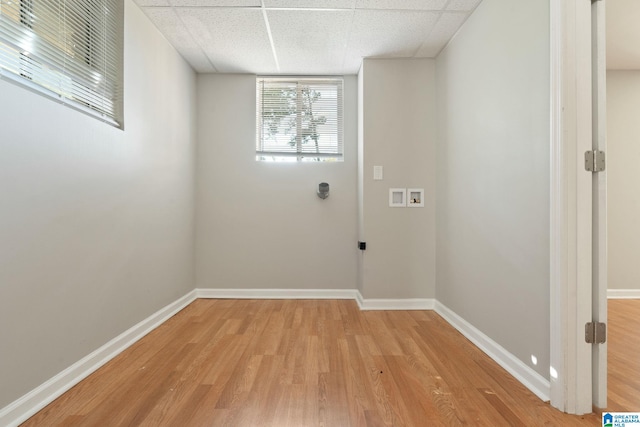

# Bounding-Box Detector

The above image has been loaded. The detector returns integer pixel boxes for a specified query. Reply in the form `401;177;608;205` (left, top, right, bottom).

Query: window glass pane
256;77;343;162
0;0;123;127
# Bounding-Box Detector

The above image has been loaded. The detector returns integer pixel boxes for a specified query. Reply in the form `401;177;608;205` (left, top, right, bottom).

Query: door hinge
585;150;605;172
585;321;607;344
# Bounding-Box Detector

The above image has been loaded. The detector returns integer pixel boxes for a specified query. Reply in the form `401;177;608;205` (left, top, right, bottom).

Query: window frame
256;76;344;162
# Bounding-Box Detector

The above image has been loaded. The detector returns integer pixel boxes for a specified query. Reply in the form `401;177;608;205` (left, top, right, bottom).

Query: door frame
550;0;597;415
590;0;608;410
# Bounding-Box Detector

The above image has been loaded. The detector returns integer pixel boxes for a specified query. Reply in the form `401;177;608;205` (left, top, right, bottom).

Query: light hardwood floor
23;298;636;426
606;299;640;412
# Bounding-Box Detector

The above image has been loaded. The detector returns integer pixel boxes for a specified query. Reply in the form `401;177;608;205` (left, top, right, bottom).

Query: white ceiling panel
178;8;277;73
134;0;171;6
142;8;213;71
180;49;216;73
170;0;261;6
264;0;355;9
446;0;482;11
355;0;446;11
135;0;482;74
347;9;438;61
268;10;352;74
143;8;204;52
415;12;467;57
342;55;363;74
142;8;185;36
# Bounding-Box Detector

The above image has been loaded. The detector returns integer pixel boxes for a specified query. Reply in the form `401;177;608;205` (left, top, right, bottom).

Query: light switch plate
373;166;383;180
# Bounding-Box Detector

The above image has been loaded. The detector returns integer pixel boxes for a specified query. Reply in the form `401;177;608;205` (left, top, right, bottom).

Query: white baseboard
0;290;197;427
607;289;640;299
434;301;550;402
196;288;434;311
356;294;435;310
195;288;359;300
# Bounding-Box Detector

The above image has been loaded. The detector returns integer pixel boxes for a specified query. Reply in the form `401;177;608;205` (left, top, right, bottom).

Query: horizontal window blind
0;0;123;126
256;77;343;162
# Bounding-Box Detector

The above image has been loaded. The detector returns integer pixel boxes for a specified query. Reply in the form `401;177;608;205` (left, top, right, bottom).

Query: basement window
256;77;343;162
0;0;124;127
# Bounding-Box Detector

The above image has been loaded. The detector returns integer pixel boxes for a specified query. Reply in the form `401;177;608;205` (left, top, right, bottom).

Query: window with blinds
256;77;343;162
0;0;123;127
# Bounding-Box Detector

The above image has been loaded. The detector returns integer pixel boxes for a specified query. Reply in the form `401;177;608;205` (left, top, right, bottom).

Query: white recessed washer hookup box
389;188;406;207
407;188;424;207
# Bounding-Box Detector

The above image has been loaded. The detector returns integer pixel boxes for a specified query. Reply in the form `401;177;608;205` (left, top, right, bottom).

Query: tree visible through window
256;78;343;162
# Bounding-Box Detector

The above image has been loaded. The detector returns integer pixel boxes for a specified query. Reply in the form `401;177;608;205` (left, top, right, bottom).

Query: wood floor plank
607;299;640;411
22;298;634;426
343;335;377;412
140;383;212;427
479;388;526;427
382;355;444;426
138;324;242;425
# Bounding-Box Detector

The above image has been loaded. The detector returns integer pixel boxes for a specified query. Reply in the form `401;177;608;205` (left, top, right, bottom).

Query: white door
591;0;608;410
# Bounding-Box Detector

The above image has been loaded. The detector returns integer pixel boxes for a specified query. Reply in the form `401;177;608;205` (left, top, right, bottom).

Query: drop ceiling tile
267;9;352;74
170;0;261;6
356;0;446;11
137;0;478;74
180;49;216;72
446;0;482;11
178;8;277;73
142;9;197;51
135;0;170;6
275;61;348;75
347;9;438;61
264;0;355;8
415;12;467;57
343;55;363;73
141;8;214;71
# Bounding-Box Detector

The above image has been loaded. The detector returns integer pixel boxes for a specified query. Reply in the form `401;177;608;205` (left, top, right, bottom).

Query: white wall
435;0;550;379
607;71;640;291
0;0;196;408
195;74;358;290
359;58;437;299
